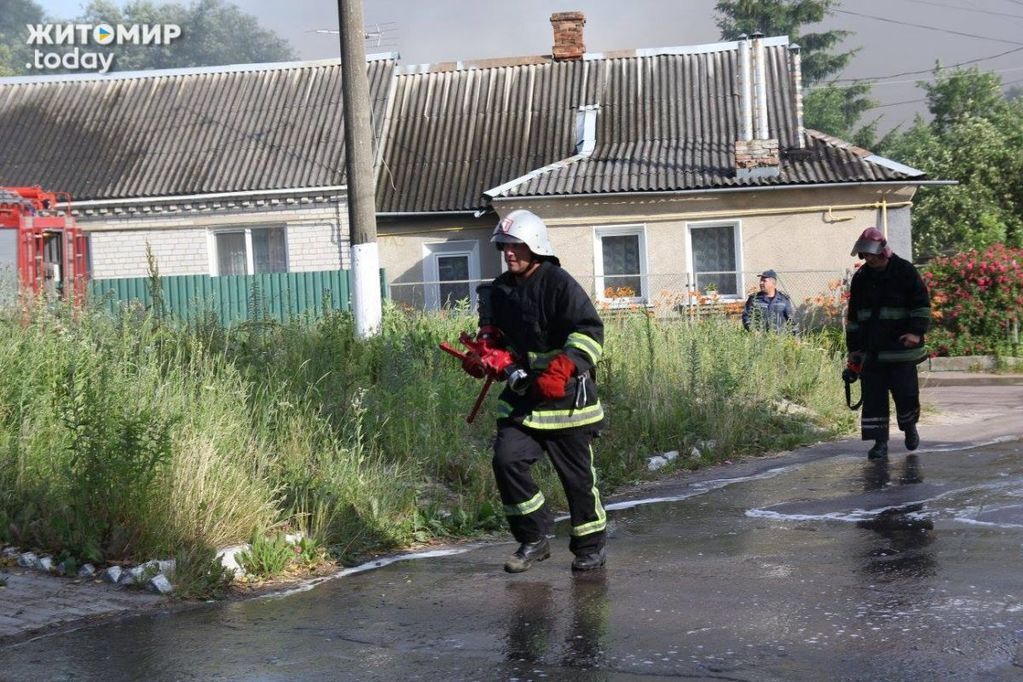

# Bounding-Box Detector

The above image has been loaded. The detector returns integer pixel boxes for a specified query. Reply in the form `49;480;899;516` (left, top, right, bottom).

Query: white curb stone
146;574;174;595
102;565;123;584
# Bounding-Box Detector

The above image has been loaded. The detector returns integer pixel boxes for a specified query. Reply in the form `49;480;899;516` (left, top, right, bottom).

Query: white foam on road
263;436;1022;598
747;480;1023;526
258;547;477;600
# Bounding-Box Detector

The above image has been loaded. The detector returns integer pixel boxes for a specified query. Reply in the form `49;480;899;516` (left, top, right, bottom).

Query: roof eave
489;179;959;203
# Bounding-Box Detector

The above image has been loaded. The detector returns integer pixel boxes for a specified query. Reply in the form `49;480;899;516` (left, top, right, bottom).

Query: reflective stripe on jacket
845;253;931;365
490;261;605;431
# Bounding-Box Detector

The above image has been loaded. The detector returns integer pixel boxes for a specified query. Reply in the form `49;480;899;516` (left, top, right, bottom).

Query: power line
864;79;1023;110
862;65;1023;87
834;9;1023;45
897;0;1023;20
865;98;925;110
831;45;1023;84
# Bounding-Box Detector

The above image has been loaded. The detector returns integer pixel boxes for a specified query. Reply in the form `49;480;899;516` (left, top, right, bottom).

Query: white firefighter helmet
490;209;556;257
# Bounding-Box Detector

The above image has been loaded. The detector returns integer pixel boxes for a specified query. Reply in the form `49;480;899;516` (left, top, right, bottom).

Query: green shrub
923;243;1023;356
236;533;294;577
172;543;234;599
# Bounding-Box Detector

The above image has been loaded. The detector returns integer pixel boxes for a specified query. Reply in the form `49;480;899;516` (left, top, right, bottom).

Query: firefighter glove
533;354;576;401
461;352;487;379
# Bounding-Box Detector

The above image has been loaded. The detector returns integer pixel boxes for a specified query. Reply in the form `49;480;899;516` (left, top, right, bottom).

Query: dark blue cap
759;269;778;280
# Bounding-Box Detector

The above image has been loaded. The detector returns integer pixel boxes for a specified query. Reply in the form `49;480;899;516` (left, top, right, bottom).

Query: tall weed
0;297;851;573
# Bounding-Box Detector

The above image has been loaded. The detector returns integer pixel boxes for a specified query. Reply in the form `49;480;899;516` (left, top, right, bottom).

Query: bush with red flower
922;244;1023;356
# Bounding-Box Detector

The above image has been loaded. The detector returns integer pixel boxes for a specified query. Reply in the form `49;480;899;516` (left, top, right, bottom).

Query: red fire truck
0;186;88;302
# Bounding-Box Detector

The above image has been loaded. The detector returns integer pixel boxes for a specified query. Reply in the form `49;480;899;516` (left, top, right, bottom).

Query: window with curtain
423;240;480;311
595;226;647;302
252;226;287;273
602;235;641;296
214;226;287;275
689;223;739;295
437;254;470;308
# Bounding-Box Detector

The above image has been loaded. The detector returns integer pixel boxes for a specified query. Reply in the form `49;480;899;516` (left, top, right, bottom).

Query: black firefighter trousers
860;362;921;442
492;422;606;556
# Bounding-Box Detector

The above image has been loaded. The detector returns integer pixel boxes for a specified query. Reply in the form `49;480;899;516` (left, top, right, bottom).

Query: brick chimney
551;11;586;61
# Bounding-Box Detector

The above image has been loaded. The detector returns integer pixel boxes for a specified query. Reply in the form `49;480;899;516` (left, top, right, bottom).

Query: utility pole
337;0;381;337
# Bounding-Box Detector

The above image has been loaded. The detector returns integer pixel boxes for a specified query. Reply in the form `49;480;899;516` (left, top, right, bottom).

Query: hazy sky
28;0;1023;134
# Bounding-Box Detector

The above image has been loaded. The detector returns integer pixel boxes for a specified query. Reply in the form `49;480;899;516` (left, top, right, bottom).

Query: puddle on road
745;439;1023;531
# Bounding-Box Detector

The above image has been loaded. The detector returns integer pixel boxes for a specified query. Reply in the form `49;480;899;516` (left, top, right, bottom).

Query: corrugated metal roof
376;40;920;212
0;58;395;201
0;38;922;212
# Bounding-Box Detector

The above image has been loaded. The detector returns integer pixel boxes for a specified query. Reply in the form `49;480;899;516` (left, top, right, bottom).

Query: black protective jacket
488;261;605;431
846;253;931;364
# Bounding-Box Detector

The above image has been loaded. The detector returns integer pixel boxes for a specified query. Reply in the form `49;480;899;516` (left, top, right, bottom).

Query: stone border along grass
0;533;305;597
927;356;1022;372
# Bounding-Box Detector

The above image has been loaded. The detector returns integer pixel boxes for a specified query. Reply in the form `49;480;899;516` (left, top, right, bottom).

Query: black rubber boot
571;547;607;572
867;439;889;459
904;424;920;451
504;538;551;573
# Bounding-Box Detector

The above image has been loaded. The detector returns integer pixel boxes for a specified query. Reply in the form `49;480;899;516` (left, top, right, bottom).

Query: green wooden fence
88;269;387;325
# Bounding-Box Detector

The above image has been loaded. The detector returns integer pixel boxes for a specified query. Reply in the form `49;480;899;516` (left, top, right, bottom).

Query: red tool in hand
440;327;520;423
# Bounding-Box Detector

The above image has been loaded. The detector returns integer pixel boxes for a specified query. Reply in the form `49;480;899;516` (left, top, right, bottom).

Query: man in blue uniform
471;209;607;573
742;269;794;332
845;227;931;459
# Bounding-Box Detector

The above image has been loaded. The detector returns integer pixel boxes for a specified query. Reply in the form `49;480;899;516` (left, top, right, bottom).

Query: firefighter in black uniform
472;209;607;573
845;227;931;459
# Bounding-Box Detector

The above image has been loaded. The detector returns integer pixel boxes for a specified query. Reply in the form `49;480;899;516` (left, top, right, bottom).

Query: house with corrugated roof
0;56;395;282
0;12;942;315
376;13;943;313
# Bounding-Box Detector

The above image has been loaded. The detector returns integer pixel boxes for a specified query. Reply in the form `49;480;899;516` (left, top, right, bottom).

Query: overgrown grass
0;298;853;577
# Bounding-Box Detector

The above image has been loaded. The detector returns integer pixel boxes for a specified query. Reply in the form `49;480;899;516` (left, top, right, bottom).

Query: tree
74;0;296;71
716;0;853;84
715;0;876;146
0;0;46;75
923;66;1006;133
802;82;876;147
879;69;1023;258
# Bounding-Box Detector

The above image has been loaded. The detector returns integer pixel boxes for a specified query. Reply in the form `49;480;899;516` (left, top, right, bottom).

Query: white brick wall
90;229;209;278
82;202;350;279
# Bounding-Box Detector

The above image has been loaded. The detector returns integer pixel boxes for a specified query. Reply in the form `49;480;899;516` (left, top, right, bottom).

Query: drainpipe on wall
881;196;889;238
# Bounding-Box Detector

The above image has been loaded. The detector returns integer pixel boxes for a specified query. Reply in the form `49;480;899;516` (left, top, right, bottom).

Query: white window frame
423;240;480;310
684;219;744;299
208;225;289;276
593;224;648;305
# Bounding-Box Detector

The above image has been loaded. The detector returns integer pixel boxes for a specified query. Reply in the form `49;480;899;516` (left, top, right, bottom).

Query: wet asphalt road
2;383;1023;681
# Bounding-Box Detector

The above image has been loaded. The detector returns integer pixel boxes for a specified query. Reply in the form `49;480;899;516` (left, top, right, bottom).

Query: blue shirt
742;291;794;332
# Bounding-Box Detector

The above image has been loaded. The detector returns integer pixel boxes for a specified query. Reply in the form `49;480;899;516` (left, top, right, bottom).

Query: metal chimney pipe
789;43;806;149
738;34;753;142
752;32;769;140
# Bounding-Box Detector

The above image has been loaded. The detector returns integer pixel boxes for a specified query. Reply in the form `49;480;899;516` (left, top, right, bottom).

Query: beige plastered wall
374;184;919;311
79;199;349;279
495;184;919;305
377;213;501;308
